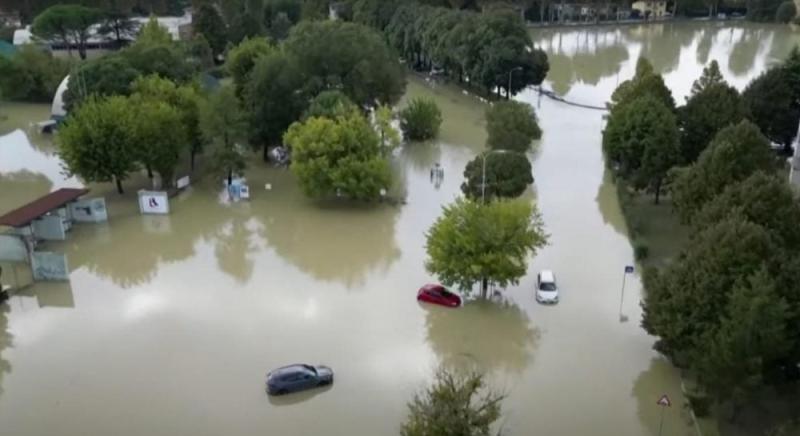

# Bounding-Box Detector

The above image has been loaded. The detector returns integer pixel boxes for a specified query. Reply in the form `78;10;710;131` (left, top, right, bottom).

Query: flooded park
1;21;798;436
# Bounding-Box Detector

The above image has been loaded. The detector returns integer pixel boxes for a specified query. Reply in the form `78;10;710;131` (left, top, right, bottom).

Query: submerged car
417;284;462;308
266;364;334;395
536;270;559;304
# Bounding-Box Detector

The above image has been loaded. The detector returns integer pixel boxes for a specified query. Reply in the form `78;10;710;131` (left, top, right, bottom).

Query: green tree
679;78;745;163
244;50;307;159
131;75;203;170
57;96;139;194
283;20;406;107
694;269;792;414
193;4;228;57
303;90;359;120
742;67;800;152
134;15;172;46
690;60;725;94
485;100;542;153
132;99;187;188
671;120;777;222
375;104;400;155
98;10;138;48
461;152;533;201
399;97;443;141
0;45;70;102
603;96;681;203
610;58;675;111
32;5;102;59
400;368;505;436
693;172;800;250
425;197;547;297
264;0;303;25
775;1;796;22
269;11;293;41
200;85;248;185
226;37;273;99
283;110;392;200
229;10;264;44
64;54;141;110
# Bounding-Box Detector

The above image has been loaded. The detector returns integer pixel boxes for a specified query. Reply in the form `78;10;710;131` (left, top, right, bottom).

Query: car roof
272;364;313;375
540;270;555;282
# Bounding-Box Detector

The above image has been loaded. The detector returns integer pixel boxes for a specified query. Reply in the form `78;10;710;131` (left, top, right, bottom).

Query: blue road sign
625;265;635;274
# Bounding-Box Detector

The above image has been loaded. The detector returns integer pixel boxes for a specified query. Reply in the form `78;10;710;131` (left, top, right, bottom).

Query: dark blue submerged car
266;364;334;395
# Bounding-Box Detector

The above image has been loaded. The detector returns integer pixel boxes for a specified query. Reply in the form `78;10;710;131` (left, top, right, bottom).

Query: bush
776;1;797;23
400;97;442;141
486;100;542;153
0;45;70;102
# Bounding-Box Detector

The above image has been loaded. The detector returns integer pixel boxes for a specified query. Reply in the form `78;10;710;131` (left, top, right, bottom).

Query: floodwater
0;21;796;436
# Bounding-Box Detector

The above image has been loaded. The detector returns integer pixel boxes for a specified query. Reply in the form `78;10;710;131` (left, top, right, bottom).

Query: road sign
625;265;635;274
657;394;672;407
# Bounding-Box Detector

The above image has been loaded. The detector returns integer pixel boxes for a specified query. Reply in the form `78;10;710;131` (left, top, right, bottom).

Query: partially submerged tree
31;5;102;59
57;96;139;194
425;198;547;297
400;97;443;141
485;100;542;153
131;99;187;188
64;54;141;110
284;110;392;201
400;368;506;436
462;152;533;201
603;95;681;203
201;86;249;185
303;90;359;120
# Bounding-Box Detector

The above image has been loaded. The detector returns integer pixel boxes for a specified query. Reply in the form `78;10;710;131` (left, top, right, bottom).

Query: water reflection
0;170;53;216
633;24;697;73
213;216;259;284
632;358;690;436
0;302;10;396
424;299;539;374
596;169;628;238
15;281;74;308
728;27;769;76
267;385;333;406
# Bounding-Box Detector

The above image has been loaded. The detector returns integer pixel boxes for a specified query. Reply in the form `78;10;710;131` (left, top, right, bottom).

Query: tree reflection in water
0;303;11;396
424;298;539;374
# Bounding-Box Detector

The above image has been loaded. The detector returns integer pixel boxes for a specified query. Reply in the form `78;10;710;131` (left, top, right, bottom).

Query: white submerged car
536;270;559;304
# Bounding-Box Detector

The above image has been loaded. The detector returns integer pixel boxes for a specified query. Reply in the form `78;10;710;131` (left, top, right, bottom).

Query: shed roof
0;188;89;227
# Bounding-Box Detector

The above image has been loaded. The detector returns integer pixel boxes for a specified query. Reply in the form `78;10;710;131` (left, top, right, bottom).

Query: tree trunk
190;148;196;171
481;277;488;299
228;169;233;186
146;164;153;179
654;179;662;204
263;144;269;161
115;177;124;194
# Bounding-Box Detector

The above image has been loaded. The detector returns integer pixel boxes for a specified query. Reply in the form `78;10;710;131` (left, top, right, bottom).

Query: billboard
138;190;170;215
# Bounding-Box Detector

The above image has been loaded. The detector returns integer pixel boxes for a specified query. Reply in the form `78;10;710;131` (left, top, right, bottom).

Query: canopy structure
0;188;89;228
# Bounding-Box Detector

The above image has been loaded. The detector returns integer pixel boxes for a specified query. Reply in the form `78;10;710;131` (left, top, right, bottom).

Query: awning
0;188;89;227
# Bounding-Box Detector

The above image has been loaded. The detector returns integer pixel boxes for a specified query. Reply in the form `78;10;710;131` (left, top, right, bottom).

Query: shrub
400;97;442;141
777;1;797;22
0;45;70;102
633;240;650;261
685;393;711;417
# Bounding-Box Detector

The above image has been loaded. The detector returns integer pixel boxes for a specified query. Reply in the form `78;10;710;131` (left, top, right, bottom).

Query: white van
536;270;559;304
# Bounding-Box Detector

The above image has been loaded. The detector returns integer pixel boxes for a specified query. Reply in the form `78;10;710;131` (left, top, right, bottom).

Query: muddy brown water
1;21;797;436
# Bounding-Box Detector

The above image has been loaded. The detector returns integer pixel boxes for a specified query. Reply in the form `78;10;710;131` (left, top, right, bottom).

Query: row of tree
602;52;800;415
347;0;549;98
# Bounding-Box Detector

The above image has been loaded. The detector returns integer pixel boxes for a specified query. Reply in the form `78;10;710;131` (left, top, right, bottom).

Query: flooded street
1;21;797;436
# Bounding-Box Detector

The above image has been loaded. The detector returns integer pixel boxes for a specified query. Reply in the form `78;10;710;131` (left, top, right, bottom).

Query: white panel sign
176;175;190;190
138;190;170;215
32;215;67;240
0;234;28;262
31;251;69;281
70;198;108;223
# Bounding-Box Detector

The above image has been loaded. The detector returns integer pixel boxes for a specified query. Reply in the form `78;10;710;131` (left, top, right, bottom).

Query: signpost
657;394;671;436
618;265;634;322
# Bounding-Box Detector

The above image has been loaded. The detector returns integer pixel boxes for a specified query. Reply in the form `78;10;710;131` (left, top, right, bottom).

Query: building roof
0;188;89;227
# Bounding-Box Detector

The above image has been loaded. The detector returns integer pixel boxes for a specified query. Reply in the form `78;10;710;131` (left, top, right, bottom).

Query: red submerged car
417;284;462;308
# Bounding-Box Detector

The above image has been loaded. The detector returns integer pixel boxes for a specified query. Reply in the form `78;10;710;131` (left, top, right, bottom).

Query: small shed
0;188;91;242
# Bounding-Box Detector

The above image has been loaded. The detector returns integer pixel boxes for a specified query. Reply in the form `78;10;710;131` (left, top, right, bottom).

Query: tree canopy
283;109;392;201
193;4;228;57
603;95;681;203
399;97;443;141
671;120;777;222
283;20;406;107
31;5;103;59
57;96;139;194
742;67;800;150
303;90;359;120
400;368;505;436
0;45;70;102
64;54;140;110
201;85;249;185
485;100;542;153
461;152;533;201
226;37;274;98
610;58;675;111
679;77;745;164
425;197;547;296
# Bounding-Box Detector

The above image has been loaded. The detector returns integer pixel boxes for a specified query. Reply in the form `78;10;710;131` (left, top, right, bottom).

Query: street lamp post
481;149;510;204
507;66;523;100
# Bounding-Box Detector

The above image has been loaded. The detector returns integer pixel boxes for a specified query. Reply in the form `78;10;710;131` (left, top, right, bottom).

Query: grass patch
615;182;690;268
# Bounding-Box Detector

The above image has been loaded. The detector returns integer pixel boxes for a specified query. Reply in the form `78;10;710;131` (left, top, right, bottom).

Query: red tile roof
0;188;89;227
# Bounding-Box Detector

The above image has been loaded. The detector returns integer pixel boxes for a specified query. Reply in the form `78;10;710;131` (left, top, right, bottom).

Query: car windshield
302;364;317;374
539;282;557;291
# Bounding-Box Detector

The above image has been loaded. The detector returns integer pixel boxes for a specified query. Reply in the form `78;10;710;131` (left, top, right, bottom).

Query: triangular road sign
657;394;672;407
